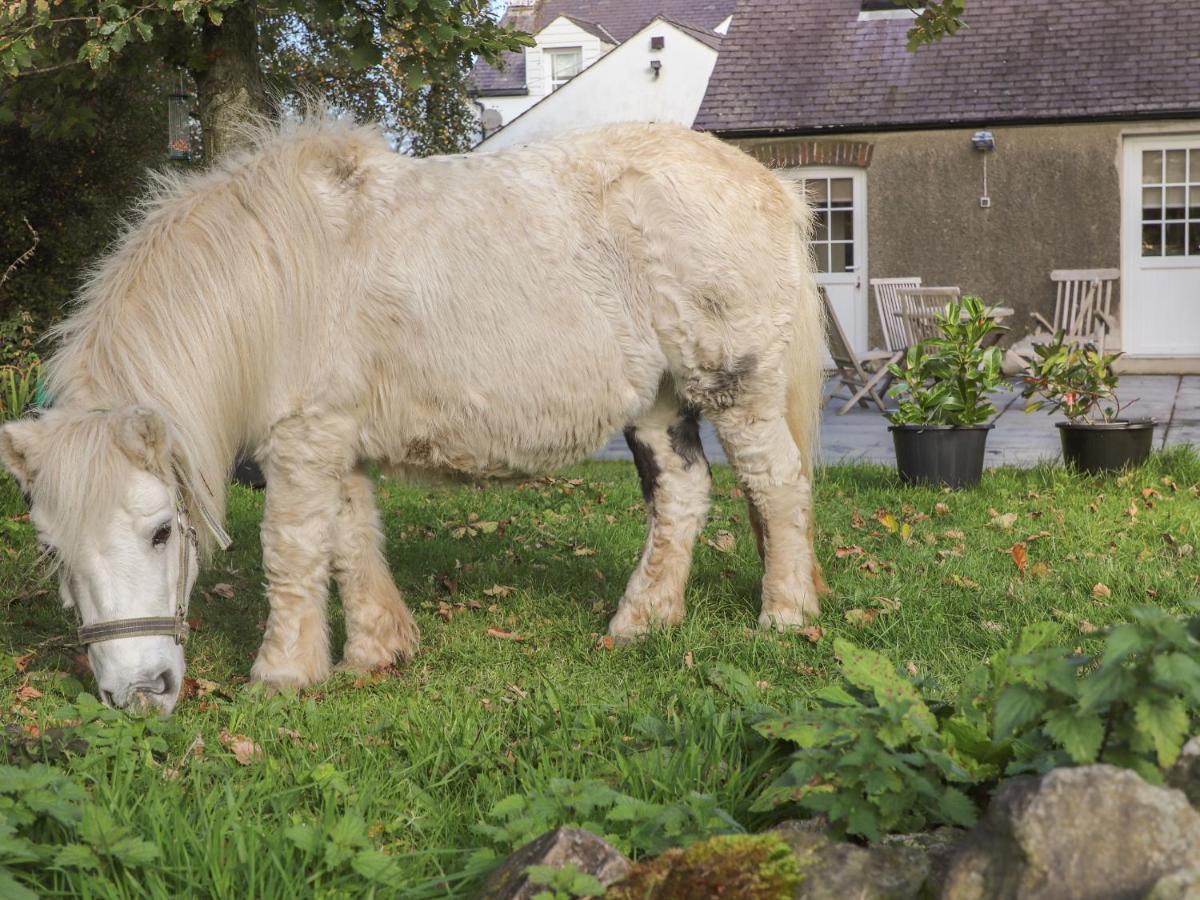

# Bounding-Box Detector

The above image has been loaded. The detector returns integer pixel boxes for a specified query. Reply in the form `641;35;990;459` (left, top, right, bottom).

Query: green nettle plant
886;296;1006;427
1021;332;1128;423
751;604;1200;840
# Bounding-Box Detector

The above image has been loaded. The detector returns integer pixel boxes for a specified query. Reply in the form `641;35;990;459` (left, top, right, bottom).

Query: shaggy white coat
0;118;826;699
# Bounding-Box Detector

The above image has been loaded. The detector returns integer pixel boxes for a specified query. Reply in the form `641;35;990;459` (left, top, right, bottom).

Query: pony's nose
131;668;173;697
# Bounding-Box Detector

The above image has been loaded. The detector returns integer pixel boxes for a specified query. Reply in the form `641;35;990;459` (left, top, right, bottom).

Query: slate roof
695;0;1200;135
472;0;735;96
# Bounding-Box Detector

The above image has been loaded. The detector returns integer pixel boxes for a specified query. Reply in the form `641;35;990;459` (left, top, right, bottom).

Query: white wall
477;19;719;151
478;16;615;130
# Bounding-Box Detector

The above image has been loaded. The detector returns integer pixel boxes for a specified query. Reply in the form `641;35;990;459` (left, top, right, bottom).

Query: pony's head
0;407;200;714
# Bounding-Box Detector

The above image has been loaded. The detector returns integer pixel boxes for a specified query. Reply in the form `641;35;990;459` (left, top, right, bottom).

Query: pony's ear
0;418;45;494
114;407;172;476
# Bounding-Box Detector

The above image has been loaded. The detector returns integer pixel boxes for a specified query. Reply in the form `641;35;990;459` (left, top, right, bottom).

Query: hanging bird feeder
168;89;192;161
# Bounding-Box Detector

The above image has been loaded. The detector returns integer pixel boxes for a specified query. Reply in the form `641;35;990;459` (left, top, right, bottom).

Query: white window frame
545;47;583;92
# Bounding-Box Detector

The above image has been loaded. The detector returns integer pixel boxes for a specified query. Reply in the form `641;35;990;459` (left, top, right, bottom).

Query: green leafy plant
752;605;1200;840
0;361;41;422
472;778;742;863
886;296;1006;426
751;639;981;841
526;863;605;900
1021;332;1128;423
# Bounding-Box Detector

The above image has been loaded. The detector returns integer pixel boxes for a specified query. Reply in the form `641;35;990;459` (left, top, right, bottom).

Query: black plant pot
1056;419;1156;474
889;423;994;489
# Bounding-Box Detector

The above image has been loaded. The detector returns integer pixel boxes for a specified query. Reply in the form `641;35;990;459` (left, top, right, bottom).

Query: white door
795;169;868;352
1122;135;1200;356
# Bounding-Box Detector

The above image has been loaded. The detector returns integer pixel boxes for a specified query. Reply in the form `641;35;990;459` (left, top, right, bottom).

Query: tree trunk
193;0;270;162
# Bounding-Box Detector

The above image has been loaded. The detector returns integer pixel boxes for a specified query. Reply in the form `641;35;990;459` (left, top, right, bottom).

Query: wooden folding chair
1010;268;1120;363
820;287;894;415
895;286;962;344
870;277;922;352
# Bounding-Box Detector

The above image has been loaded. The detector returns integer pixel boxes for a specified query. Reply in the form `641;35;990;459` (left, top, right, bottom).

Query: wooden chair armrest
1030;312;1055;332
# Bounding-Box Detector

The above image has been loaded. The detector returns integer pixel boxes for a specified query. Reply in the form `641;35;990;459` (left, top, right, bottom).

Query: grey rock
772;821;929;899
1147;869;1200;900
940;764;1200;900
476;827;631;900
882;828;966;894
1166;736;1200;810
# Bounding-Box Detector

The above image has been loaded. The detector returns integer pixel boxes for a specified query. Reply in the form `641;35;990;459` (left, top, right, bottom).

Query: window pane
1143;150;1163;184
1165;222;1186;256
549;49;581;83
1165;150;1187;183
1189;222;1200;257
830;178;853;207
1191;149;1200;183
1165;185;1186;219
813;209;829;242
829;209;853;241
1143;186;1162;219
805;179;828;204
814;245;830;273
1142;223;1163;256
831;242;853;272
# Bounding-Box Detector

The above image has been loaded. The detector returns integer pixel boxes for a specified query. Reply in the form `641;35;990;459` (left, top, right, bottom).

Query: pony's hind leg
251;412;354;691
333;468;419;670
608;401;711;643
709;406;821;630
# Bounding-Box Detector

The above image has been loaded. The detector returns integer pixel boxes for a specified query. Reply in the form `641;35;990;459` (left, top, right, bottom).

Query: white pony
0;118;827;713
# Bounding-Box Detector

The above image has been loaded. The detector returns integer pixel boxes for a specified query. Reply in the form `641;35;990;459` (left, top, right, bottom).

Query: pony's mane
41;111;390;554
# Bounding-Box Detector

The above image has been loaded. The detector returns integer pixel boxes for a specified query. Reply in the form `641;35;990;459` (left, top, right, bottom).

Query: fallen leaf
573;545;598;557
1025;531;1053;543
990;512;1018;530
943;529;966;540
845;608;881;626
834;545;865;559
982;620;1005;633
798;625;824;643
13;682;42;703
595;634;614;651
1091;583;1112;600
706;531;737;553
211;583;235;599
876;511;899;533
946;574;980;590
877;596;902;612
934;502;950;516
487;628;525;642
482;584;515;598
1079;619;1099;634
1029;561;1052;578
219;729;263;766
13;653;34;673
1011;542;1028;574
906;661;919;676
899;522;913;543
683;651;694;668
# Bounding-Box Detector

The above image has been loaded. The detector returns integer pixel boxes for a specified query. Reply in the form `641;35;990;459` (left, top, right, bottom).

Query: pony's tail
777;177;827;486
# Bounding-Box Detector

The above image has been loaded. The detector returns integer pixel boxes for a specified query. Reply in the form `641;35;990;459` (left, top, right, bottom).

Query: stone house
694;0;1200;368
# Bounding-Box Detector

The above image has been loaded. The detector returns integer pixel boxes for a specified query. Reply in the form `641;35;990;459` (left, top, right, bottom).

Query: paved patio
597;375;1200;468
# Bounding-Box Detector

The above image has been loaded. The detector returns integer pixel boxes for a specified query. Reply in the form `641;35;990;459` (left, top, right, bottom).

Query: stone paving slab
595;376;1200;468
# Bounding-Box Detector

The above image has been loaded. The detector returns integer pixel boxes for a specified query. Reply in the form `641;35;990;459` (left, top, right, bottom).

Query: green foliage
753;606;1200;839
472;778;743;862
0;762;160;897
750;639;980;841
900;0;967;51
1021;331;1128;423
526;863;605;900
886;296;1006;426
0;362;42;422
283;810;405;888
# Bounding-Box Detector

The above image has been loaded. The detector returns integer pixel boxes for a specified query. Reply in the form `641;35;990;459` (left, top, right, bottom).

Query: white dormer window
858;1;924;20
547;47;583;91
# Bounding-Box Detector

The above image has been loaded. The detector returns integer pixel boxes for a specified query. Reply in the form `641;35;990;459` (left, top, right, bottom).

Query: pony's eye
152;524;172;547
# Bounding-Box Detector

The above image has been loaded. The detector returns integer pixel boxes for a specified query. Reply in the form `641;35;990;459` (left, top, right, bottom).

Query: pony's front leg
251;413;355;692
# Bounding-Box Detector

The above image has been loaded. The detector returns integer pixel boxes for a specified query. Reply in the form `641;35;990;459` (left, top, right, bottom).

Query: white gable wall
478;16;615;129
477;20;719;152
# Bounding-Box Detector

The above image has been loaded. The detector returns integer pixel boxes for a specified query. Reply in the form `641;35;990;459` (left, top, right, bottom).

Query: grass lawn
2;451;1199;897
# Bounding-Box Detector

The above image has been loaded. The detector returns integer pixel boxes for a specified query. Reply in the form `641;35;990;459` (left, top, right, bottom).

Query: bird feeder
168;91;192;161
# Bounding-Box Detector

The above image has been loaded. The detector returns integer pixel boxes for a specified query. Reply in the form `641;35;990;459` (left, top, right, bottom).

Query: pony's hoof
758;608;816;632
249;658;328;694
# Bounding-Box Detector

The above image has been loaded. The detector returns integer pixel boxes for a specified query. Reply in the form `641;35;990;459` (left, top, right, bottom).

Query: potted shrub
1021;332;1155;474
886;296;1006;488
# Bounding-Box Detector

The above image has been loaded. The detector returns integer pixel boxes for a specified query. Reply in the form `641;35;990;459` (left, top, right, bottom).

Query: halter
75;489;231;647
